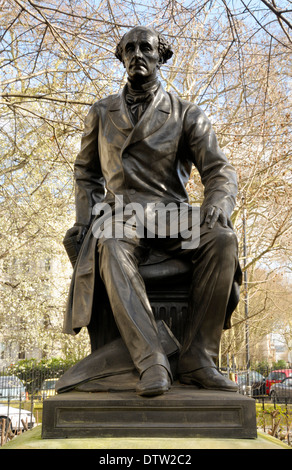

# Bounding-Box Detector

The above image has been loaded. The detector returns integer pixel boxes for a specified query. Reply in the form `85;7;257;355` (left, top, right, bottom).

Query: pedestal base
41;384;257;439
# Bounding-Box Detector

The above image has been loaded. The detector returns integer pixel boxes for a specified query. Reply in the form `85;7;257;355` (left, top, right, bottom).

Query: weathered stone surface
42;384;257;439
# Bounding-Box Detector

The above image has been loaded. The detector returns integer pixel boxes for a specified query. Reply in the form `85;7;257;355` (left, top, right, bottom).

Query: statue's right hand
64;225;88;243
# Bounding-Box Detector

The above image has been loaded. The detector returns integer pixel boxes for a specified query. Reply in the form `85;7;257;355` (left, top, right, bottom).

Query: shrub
4;358;76;393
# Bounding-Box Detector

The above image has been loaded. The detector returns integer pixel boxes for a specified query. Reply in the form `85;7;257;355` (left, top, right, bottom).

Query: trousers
97;221;238;378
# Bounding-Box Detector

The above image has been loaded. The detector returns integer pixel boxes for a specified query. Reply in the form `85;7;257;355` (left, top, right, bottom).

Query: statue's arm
66;104;105;241
185;105;238;229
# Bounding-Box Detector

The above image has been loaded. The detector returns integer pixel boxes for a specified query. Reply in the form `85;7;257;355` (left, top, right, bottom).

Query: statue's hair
115;27;173;65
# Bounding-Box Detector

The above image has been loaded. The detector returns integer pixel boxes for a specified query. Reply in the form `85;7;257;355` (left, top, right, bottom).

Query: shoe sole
180;376;238;392
136;385;170;397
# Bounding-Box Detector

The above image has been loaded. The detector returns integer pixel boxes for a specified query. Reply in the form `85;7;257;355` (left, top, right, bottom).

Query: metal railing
0;364;291;446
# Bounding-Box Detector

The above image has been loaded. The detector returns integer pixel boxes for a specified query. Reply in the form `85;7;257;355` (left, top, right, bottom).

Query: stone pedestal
41;384;257;439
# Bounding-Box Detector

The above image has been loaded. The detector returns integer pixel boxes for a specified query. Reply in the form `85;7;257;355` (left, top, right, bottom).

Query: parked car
236;370;266;396
0;404;36;432
0;376;26;401
265;369;292;395
37;378;58;400
269;376;292;402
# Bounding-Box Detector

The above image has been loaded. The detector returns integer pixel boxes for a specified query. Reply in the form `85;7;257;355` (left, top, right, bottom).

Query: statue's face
121;28;161;82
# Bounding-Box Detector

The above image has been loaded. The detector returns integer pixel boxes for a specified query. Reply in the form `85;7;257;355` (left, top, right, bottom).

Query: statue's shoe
136;365;171;397
179;367;238;392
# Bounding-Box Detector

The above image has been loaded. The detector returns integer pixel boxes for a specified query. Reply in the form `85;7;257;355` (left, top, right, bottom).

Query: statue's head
115;26;173;83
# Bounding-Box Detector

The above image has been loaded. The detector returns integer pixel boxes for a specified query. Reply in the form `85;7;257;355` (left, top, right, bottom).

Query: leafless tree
0;0;291;362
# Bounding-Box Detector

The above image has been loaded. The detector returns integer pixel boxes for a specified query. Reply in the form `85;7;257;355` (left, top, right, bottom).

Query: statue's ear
157;57;163;69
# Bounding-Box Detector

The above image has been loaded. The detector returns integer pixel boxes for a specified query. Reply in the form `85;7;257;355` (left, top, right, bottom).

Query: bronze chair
88;255;192;351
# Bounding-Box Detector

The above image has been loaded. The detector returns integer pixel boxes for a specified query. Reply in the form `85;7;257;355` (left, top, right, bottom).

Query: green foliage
4;357;77;393
252;360;290;378
256;403;292;445
252;360;270;376
272;360;288;370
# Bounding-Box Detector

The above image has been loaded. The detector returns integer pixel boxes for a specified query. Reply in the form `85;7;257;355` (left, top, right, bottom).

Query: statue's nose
134;46;143;58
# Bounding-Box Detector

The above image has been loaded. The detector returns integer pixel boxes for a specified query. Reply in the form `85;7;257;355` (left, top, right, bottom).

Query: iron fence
0;364;291;446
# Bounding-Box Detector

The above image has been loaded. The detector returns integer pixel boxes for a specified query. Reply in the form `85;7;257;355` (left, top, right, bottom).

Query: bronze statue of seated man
61;26;242;397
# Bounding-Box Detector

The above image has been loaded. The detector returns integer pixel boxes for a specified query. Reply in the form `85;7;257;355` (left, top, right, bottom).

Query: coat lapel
108;84;171;152
108;89;133;135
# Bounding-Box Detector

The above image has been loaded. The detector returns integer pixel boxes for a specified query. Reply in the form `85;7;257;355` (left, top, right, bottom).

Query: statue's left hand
200;206;233;230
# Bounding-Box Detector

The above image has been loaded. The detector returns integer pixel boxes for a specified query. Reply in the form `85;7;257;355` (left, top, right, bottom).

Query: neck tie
125;80;160;123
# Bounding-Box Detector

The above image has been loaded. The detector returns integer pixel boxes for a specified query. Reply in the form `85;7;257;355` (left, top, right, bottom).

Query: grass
1;425;291;449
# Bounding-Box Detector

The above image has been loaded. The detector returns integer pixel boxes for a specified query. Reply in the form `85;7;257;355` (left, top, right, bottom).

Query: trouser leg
178;222;238;373
97;234;171;377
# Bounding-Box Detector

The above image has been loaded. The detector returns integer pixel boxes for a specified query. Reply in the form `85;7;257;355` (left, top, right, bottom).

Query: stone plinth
41;384;257;439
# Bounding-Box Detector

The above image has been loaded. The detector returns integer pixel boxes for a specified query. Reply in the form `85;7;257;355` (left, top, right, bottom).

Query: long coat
63;84;241;336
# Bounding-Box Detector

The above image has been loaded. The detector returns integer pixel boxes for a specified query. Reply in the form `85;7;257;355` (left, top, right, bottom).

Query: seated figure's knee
198;224;238;264
98;237;118;257
217;227;237;247
98;236;140;264
213;227;238;261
